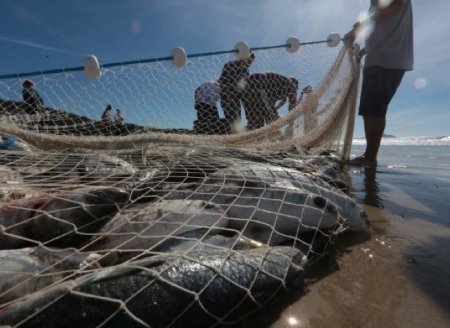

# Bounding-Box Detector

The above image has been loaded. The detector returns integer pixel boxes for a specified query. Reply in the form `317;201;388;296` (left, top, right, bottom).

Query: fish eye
88;190;108;203
313;196;326;208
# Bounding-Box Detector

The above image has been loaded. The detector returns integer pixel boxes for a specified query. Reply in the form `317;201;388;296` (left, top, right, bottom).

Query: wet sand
247;163;450;328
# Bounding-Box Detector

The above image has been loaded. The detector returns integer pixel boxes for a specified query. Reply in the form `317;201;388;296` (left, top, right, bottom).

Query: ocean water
351;136;450;178
348;141;450;228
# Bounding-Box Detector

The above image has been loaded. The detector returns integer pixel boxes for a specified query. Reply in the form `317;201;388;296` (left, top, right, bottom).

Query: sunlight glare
357;11;369;23
357;12;374;41
355;11;374;39
131;19;141;34
414;78;428;90
378;0;393;9
287;316;300;326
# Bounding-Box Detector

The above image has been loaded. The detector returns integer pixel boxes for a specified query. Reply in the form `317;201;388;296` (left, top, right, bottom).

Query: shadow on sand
405;235;450;317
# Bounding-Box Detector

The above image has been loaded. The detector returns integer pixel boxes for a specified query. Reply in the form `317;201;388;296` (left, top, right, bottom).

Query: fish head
72;186;129;217
341;203;370;231
306;185;370;232
324;194;370;232
39;186;129;228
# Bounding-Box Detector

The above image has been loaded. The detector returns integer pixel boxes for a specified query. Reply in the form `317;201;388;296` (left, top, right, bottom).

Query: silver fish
206;163;369;231
0;186;129;249
166;178;368;244
86;199;229;264
0;247;100;304
0;246;305;328
0;165;39;202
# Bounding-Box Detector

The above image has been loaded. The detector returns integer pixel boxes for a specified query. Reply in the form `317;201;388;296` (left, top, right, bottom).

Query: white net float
327;32;341;47
82;55;101;80
234;42;250;60
286;37;301;53
172;47;187;68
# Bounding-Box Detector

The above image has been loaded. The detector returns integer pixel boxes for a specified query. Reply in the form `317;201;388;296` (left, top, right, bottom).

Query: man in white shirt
193;81;222;134
345;0;413;166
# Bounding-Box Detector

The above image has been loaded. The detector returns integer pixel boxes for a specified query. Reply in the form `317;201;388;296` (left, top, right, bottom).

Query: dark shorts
358;66;405;118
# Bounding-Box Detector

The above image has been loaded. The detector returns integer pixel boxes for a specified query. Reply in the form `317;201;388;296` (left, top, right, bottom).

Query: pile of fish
0;144;369;327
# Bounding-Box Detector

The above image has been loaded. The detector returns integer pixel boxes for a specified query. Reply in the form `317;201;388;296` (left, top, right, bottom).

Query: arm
287;95;297;111
286;77;299;111
274;97;287;111
345;0;405;42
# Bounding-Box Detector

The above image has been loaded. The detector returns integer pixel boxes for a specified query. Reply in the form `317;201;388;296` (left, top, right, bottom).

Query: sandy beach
244;144;450;328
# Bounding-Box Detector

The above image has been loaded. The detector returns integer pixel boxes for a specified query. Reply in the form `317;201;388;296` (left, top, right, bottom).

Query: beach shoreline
262;145;450;328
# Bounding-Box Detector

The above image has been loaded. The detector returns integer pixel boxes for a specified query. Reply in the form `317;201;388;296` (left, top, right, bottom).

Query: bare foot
346;155;377;167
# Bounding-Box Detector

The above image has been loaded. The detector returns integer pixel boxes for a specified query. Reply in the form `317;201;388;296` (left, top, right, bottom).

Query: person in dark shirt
22;79;44;115
218;52;256;130
241;72;299;130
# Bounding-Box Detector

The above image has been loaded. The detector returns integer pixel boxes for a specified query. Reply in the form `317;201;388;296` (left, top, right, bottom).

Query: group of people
15;80;127;137
14;79;127;136
194;52;303;134
194;0;414;168
10;0;413;168
101;104;125;135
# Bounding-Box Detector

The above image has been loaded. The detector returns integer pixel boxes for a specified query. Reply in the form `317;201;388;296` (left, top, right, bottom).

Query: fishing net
0;40;359;157
0;40;365;327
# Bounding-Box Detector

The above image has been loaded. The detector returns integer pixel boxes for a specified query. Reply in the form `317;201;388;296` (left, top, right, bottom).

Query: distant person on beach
345;0;414;166
114;109;125;135
218;52;256;131
101;104;113;135
241;72;298;130
22;79;44;114
193;80;227;134
22;79;44;128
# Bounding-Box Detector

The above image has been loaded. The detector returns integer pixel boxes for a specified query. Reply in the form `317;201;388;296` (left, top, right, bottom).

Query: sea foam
352;136;450;146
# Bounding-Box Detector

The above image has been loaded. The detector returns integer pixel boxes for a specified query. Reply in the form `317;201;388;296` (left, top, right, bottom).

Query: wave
352;136;450;146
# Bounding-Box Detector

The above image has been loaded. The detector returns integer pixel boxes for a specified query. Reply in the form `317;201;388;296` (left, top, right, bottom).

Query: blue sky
0;0;449;137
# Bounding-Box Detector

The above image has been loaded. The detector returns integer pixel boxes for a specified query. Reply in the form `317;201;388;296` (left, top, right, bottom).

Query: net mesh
0;42;365;327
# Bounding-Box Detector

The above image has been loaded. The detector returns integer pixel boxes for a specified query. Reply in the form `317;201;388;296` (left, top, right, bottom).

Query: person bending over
218;52;256;130
241;72;298;130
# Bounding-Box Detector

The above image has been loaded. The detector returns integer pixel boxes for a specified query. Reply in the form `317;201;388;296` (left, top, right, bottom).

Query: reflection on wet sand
360;166;382;208
263;165;450;328
341;165;382;209
401;223;450;320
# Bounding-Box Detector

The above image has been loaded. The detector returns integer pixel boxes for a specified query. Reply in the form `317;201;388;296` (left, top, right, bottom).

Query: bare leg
348;115;385;166
363;115;385;161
